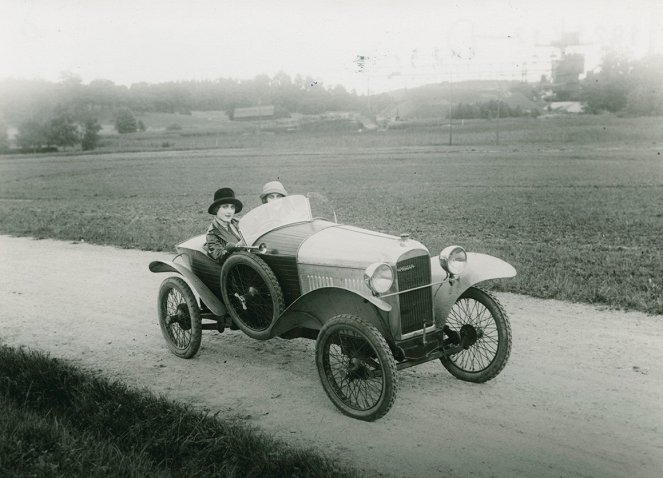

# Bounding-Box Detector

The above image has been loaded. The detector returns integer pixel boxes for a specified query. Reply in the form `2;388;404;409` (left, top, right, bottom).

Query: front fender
269;287;392;339
149;259;227;317
431;253;516;326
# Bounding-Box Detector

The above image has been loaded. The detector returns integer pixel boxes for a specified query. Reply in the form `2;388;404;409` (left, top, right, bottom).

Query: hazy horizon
2;0;662;94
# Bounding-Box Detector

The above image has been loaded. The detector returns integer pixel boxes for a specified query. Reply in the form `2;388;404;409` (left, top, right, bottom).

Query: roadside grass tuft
0;344;360;478
0;399;166;477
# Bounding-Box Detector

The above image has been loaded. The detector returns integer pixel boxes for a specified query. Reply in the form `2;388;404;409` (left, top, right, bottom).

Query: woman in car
203;187;244;262
259;181;288;203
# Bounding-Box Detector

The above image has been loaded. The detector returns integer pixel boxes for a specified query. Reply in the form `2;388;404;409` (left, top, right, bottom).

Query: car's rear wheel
220;252;284;340
440;286;511;382
316;314;397;421
158;277;202;359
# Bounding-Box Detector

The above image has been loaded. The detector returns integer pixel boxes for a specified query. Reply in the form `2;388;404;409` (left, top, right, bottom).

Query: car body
150;193;516;420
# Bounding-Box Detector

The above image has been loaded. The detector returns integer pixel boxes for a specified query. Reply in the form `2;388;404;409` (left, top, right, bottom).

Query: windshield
239;195;312;246
239;193;337;246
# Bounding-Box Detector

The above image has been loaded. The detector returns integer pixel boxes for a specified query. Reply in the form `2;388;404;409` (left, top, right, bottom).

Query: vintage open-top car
149;193;516;421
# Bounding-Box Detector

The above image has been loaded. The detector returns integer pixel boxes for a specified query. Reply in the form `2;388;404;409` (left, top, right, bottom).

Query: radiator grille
396;254;433;335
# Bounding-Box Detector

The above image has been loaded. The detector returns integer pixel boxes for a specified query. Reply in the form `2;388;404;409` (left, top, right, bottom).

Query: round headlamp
439;246;467;275
364;263;394;294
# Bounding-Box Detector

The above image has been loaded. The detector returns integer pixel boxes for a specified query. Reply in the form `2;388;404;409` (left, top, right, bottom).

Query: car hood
297;225;428;269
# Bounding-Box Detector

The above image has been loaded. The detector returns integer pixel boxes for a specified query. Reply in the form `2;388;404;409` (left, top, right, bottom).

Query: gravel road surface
1;235;661;477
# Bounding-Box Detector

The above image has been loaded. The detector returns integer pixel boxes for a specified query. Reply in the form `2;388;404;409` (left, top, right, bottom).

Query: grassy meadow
0;115;662;314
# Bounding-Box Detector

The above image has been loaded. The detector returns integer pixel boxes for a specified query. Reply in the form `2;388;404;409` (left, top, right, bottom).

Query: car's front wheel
315;314;397;421
158;276;202;359
440;286;511;382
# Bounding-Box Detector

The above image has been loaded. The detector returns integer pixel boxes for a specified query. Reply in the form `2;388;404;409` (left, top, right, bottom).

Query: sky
1;0;662;93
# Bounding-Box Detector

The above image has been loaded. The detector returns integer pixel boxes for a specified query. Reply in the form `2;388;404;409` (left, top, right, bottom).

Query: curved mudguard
431;252;516;326
269;287;392;339
148;259;227;317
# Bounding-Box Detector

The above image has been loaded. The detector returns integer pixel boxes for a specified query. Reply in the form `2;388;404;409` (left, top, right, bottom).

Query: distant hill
382;80;542;119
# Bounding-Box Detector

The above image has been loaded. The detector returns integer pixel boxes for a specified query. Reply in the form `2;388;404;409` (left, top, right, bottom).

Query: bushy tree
45;114;79;149
88;79;123;111
16;120;48;151
450;100;529;119
0;119;8;151
580;53;663;115
625;55;663;116
581;53;631;113
114;109;138;133
81;118;102;151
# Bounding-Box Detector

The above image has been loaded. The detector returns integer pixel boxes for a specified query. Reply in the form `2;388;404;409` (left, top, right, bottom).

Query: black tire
316;314;398;421
440;286;511;383
158;277;202;359
220;252;284;340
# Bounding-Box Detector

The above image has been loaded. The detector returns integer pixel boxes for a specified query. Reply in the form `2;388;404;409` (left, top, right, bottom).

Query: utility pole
367;74;371;116
355;55;371;120
448;69;453;146
496;83;502;145
496;95;500;145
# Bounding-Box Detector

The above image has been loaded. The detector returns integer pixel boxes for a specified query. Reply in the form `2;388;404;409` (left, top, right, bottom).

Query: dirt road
1;235;661;477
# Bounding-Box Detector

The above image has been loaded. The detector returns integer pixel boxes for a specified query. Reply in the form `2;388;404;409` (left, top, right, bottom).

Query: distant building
322;111;357;120
275;117;299;132
548;101;583;114
356;115;378;131
232;105;275;120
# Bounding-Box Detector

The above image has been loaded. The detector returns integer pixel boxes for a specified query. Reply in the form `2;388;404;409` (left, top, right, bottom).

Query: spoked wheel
316;314;397;421
220;252;284;340
158;277;202;359
440;286;511;383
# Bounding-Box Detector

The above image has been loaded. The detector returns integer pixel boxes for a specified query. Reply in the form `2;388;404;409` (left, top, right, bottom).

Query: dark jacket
204;218;242;262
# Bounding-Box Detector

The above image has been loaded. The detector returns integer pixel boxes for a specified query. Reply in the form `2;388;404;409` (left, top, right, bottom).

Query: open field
87;114;663;154
0;116;662;314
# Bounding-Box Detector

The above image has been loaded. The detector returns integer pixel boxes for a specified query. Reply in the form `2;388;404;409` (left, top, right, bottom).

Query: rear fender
431;252;516;326
270;287;392;339
149;259;227;317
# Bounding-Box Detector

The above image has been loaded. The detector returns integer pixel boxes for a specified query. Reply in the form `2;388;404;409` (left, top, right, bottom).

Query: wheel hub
170;304;191;330
346;357;371;381
459;324;481;349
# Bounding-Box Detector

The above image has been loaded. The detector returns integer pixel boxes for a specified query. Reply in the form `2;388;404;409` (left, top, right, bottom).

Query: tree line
0;72;373;152
448;54;663;119
0;72;365;121
450;100;538;120
1;53;661;152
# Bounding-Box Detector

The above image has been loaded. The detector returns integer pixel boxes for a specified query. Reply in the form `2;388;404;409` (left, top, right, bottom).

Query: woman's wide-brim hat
208;187;243;214
259;181;288;201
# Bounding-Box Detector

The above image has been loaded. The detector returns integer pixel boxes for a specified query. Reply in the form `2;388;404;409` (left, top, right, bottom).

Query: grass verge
0;344;359;478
